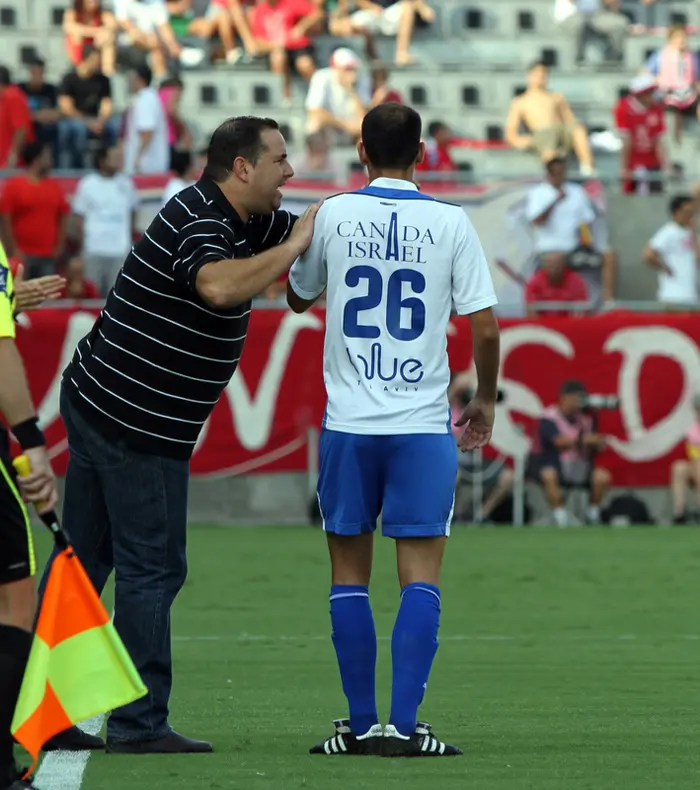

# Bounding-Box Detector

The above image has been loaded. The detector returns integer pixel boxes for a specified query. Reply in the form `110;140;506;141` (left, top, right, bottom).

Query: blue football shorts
317;430;458;538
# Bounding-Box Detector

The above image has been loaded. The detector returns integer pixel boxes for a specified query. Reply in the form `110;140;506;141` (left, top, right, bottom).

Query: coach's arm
195;205;320;308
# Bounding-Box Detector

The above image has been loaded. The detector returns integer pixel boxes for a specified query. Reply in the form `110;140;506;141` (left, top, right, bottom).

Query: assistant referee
0;246;59;790
36;115;320;756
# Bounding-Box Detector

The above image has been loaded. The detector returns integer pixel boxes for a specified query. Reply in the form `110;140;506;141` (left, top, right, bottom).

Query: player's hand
16;446;59;515
454;397;495;452
288;201;323;257
14;264;66;312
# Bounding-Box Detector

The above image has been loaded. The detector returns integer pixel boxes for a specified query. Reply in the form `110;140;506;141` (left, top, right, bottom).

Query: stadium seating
13;0;700;176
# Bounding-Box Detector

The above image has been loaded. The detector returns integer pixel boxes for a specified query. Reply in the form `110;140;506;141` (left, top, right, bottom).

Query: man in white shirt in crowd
305;48;371;143
525;157;615;303
162;148;205;205
124;64;169;175
644;194;699;308
72;145;140;295
114;0;183;80
554;0;628;64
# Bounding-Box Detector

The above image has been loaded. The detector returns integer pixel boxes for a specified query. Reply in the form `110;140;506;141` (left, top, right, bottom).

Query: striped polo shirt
63;178;296;459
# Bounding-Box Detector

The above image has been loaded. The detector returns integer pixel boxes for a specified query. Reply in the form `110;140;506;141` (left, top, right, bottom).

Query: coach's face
247;128;294;214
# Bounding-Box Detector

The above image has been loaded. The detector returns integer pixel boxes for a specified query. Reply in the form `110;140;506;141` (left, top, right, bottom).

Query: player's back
313;178;492;435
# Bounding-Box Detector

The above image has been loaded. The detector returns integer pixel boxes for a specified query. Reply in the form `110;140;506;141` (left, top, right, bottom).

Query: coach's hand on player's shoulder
454;397;495;452
17;446;59;514
288;201;323;257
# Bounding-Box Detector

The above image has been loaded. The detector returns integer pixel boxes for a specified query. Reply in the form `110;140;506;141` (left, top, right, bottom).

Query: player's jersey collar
353;177;435;202
368;177;419;191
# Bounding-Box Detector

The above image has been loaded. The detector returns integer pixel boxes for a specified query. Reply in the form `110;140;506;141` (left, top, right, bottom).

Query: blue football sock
389;582;441;737
330;584;379;735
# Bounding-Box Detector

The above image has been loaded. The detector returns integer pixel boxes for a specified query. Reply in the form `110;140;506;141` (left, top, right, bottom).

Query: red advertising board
13;307;700;485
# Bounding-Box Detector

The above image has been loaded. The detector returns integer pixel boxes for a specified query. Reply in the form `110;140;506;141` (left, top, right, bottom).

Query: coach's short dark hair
203;116;280;182
670;194;693;215
22;140;47;166
361;103;422;170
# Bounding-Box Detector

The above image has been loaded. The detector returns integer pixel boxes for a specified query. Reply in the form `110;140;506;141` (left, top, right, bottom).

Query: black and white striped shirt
63;178;296;459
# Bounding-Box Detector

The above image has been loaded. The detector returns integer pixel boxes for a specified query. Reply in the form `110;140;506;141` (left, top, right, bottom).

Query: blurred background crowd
5;0;700;525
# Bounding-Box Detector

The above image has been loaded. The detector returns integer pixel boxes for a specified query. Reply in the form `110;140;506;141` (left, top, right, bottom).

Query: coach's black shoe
106;731;212;754
42;726;105;751
382;722;463;757
309;719;383;755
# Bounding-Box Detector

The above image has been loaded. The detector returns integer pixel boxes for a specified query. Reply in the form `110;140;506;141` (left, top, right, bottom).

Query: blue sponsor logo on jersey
349;342;424;386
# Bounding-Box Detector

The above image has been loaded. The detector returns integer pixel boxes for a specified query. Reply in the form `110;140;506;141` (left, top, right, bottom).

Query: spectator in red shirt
249;0;323;100
0;65;35;168
416;120;455;172
0;140;70;279
61;256;101;299
525;251;589;317
614;74;666;195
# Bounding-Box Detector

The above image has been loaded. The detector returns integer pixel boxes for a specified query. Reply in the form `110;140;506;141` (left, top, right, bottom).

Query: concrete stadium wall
53;475;672;526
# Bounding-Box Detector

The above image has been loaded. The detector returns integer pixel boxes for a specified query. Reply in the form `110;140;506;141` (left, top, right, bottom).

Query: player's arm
287;205;327;313
193;205;320;308
451;211;500;402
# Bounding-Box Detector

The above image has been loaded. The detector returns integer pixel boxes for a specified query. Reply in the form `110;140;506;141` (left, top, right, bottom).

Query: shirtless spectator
114;0;183;80
64;0;117;76
305;47;371;141
554;0;628;65
349;0;435;66
505;60;595;176
249;0;322;101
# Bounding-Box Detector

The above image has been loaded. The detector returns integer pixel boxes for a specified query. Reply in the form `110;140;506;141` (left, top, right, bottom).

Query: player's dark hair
361;102;422;170
171;148;192;178
670;194;693;215
203;116;280;182
22;140;47;166
0;65;11;86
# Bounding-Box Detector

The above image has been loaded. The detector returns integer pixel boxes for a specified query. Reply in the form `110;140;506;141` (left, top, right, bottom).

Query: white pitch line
34;715;105;790
173;633;700;643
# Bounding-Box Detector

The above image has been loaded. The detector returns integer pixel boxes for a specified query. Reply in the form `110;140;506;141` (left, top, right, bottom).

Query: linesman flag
10;455;147;775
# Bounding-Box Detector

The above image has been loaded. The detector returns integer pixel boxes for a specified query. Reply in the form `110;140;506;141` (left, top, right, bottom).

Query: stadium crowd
0;0;698;307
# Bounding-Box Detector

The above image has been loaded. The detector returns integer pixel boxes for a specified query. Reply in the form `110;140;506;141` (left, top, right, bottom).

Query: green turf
30;525;700;789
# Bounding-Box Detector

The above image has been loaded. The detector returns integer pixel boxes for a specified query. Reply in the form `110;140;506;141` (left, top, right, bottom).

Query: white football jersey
288;177;497;435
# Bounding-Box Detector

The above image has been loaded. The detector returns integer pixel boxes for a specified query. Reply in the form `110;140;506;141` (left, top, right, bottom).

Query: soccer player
0;245;59;789
286;102;500;758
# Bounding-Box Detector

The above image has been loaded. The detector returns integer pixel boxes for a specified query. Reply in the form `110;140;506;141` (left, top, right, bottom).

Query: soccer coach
36;116;320;755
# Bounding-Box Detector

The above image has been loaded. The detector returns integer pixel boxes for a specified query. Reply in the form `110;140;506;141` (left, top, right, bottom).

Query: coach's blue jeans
37;384;189;743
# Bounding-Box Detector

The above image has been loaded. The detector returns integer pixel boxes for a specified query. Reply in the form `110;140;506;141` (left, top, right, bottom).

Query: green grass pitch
30;524;700;789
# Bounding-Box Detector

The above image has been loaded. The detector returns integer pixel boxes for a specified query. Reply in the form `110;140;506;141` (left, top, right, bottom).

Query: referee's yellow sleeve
0;252;15;339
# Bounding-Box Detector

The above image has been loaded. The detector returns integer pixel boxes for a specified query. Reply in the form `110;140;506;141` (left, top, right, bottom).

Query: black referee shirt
64;178;296;459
